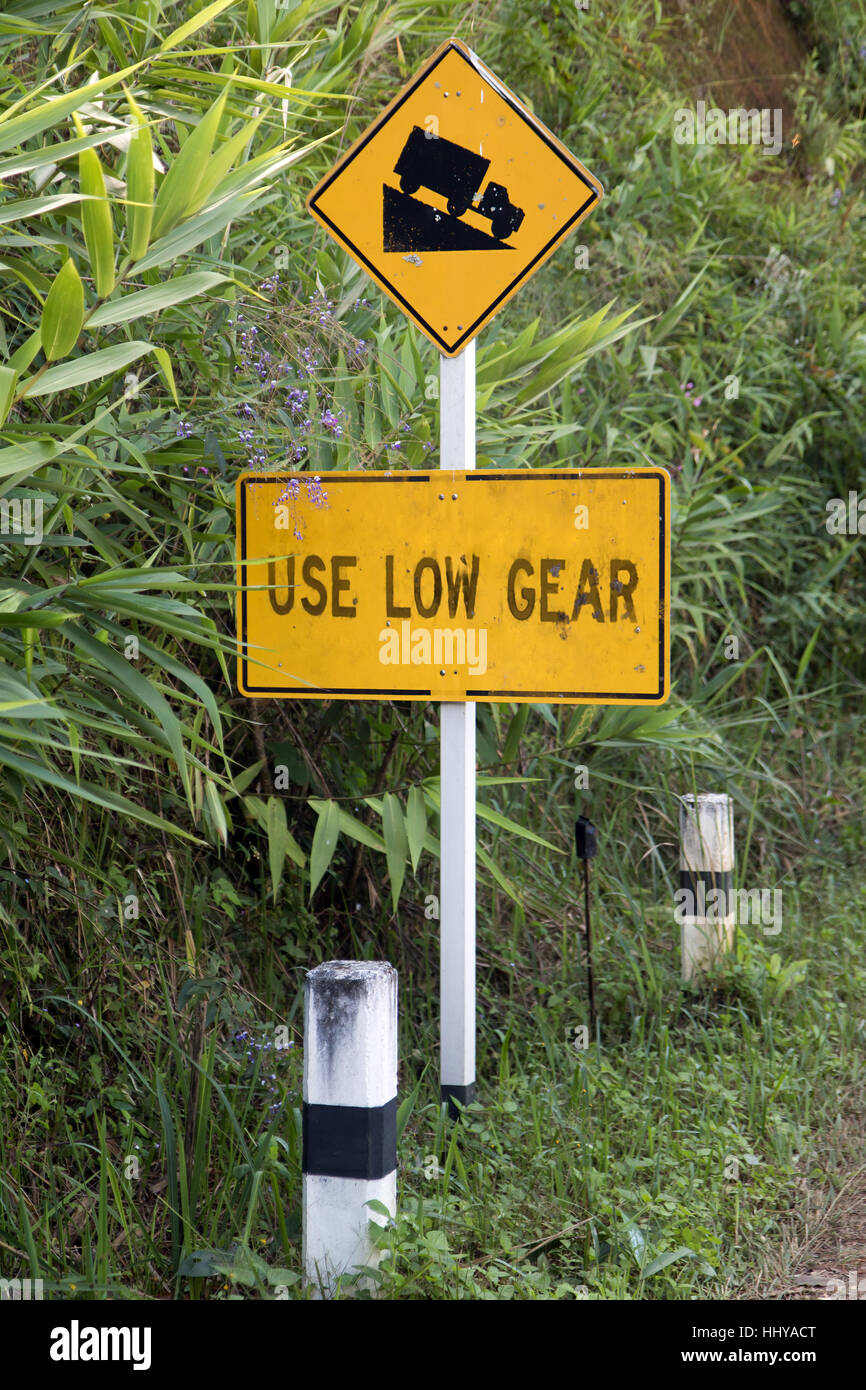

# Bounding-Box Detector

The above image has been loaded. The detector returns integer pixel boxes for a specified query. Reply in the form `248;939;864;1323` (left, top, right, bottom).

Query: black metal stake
575;816;598;1044
583;855;596;1041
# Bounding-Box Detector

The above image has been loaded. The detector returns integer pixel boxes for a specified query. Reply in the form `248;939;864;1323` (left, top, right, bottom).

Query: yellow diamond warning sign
236;469;670;704
306;38;604;356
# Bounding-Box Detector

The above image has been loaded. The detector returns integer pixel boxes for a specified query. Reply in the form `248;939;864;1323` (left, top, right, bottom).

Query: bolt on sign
236;469;670;704
306;37;604;356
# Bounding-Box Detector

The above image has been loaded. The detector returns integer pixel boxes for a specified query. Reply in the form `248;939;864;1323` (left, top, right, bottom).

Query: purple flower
321;408;343;438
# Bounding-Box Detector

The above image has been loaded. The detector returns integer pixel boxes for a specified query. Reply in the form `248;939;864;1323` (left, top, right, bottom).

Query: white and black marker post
439;341;476;1117
678;793;735;981
302;960;398;1296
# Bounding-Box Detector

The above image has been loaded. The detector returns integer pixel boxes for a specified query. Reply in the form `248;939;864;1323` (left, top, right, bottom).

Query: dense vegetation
1;0;865;1299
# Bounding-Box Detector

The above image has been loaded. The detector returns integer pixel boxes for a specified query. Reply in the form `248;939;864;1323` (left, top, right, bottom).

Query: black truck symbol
393;126;525;241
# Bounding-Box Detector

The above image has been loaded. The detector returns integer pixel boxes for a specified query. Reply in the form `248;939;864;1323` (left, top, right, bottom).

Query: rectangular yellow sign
236;469;670;704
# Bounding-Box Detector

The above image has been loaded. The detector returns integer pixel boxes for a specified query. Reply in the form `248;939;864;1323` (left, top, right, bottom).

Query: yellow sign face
236;469;670;704
306;38;604;356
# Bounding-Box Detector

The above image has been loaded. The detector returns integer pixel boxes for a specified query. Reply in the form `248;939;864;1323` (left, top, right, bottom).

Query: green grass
1;0;866;1300
4;815;864;1300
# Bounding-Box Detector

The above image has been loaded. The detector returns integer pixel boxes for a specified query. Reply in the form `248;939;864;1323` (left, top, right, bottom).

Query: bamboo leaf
7;328;42;375
0;440;59;478
381;792;407;912
18;341;154;398
424;783;562;852
230;761;265;796
502;704;529;765
0;63;144;156
187;116;265;216
125;92;154;260
87;272;228;328
40;258;85;361
0;126;134;181
157;0;238;52
151;87;230;242
152;346;179;407
406;784;427;874
58;623;192;812
0;193;88;226
78;145;115;298
515;305;647;407
0;254;51;298
133;191;257;273
203;140;325;209
309;800;340;899
0;744;197;839
309;799;386;853
476;843;520;902
204;778;228;847
0;365;18;426
262;794;306;888
267;795;289;902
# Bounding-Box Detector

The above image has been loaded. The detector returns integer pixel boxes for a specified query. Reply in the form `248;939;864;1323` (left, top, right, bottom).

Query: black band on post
303;1096;397;1180
679;869;733;904
441;1082;476;1119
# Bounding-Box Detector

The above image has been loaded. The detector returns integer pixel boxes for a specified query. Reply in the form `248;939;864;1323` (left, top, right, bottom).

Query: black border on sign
306;39;602;356
237;471;668;702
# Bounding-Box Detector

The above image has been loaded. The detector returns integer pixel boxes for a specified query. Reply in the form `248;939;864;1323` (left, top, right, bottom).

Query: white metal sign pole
439;341;476;1116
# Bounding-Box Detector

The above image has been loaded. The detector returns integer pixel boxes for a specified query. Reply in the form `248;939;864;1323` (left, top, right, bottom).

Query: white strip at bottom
303;1172;396;1298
